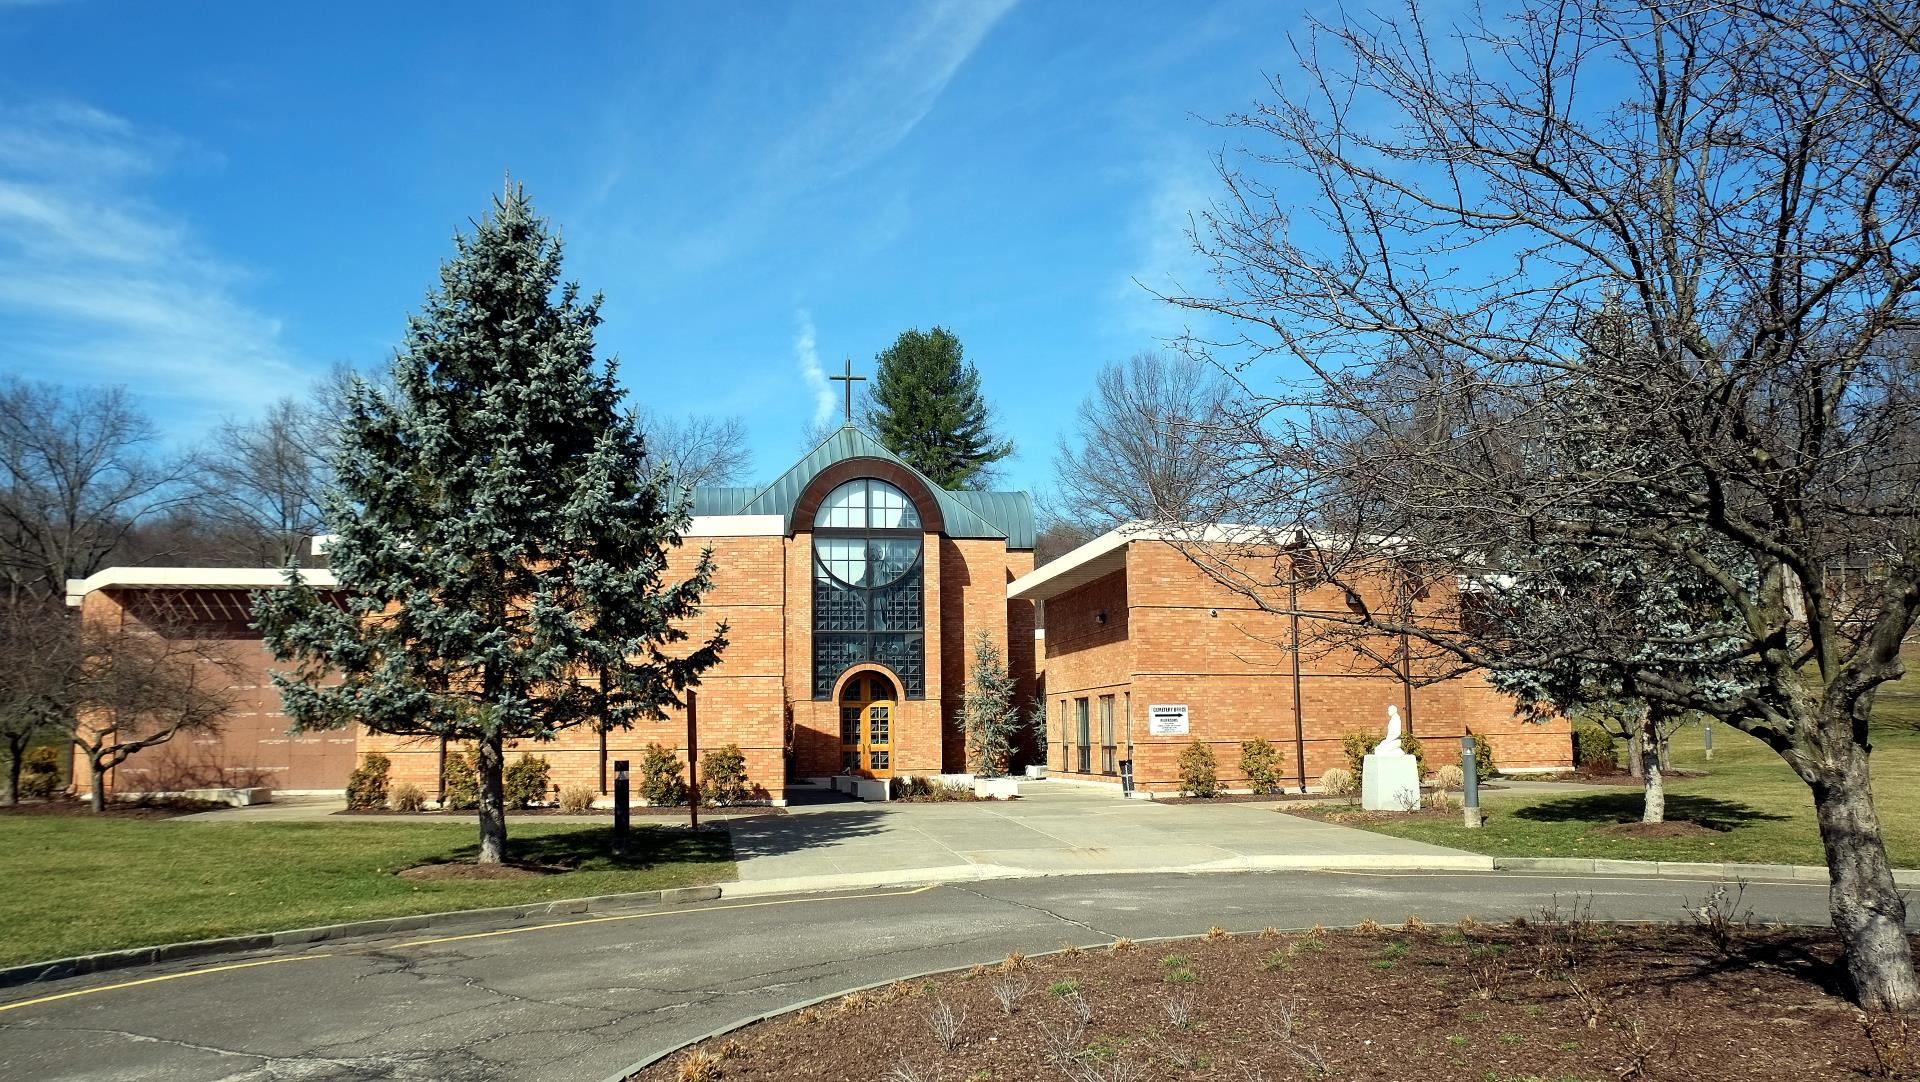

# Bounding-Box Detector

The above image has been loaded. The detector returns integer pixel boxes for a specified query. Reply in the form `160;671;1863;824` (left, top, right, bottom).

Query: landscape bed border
600;912;1862;1082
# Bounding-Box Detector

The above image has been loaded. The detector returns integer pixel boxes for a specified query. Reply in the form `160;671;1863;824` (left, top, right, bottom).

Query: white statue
1372;705;1408;757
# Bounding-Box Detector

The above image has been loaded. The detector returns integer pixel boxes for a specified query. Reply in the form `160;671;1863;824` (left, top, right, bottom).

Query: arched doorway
837;669;898;778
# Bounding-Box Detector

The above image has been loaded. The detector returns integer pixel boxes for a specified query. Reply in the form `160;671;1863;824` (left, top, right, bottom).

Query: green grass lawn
0;818;733;966
1317;672;1920;868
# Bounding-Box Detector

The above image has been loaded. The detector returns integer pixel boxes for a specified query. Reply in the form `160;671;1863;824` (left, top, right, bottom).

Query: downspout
1289;578;1307;793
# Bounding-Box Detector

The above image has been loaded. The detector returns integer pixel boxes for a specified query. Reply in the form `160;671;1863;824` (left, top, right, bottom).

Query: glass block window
813;478;926;699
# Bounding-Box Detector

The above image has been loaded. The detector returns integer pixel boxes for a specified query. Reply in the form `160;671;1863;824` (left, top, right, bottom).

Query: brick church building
64;424;1567;803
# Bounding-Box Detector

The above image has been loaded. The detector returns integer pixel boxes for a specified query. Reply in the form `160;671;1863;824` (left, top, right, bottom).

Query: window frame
1098;695;1117;775
1075;697;1091;774
811;479;926;699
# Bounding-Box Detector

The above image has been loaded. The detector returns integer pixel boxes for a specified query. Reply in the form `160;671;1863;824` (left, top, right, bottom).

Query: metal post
686;691;700;830
1702;717;1713;761
1119;758;1134;797
612;759;630;858
1461;736;1482;829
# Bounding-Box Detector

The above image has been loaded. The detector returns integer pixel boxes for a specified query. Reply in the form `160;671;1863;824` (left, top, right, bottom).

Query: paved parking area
726;781;1481;890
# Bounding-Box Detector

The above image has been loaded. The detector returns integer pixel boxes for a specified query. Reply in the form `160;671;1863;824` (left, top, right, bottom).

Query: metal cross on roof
829;358;866;424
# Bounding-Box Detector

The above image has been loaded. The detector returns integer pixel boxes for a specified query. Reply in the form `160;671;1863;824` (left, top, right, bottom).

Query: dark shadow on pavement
721;806;892;861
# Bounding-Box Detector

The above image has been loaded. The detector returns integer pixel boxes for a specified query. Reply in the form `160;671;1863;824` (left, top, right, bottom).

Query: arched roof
690;424;1034;548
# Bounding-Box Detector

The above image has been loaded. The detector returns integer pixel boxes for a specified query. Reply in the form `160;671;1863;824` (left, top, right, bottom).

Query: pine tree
866;327;1012;489
962;631;1019;777
254;187;727;864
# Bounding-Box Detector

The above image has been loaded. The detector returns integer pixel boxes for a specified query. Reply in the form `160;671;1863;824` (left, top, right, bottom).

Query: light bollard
1461;736;1483;829
612;759;630;858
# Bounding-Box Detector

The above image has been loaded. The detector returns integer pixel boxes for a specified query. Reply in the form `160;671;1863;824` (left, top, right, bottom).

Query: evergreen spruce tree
866;327;1012;489
255;187;726;864
962;631;1019;777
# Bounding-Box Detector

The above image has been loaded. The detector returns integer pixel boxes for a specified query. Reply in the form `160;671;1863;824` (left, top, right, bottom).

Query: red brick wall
74;589;357;796
372;533;786;801
1041;542;1570;792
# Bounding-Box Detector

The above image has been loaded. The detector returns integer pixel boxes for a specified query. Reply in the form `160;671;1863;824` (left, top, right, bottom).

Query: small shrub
897;775;932;800
640;742;687;806
441;751;479;810
1467;731;1498;782
1177;739;1220;797
389;781;426;812
699;744;749;806
557;783;596;814
1340;731;1373;780
676;1049;721;1082
504;754;550;809
18;746;60;798
1318;767;1356;799
1240;737;1285;795
346;752;392;810
1430;763;1464;808
1400;731;1428;778
1573;724;1618;771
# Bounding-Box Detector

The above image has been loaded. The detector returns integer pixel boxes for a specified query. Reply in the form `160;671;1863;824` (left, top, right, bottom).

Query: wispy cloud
658;0;1019;273
768;0;1020;186
793;309;834;429
1117;150;1216;336
0;100;302;425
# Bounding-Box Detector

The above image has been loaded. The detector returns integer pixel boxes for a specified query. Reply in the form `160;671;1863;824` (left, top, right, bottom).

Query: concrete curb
716;853;1502;898
1;854;1879;992
0;884;723;991
1488;856;1913;885
594;931;1254;1082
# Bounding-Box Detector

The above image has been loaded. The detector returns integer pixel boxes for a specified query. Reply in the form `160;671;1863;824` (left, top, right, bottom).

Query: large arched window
812;479;925;698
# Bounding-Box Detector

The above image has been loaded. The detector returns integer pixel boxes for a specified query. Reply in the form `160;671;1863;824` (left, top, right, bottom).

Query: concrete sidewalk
724;781;1488;893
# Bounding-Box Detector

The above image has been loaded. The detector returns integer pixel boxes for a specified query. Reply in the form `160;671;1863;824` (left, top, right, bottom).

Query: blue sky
0;0;1311;496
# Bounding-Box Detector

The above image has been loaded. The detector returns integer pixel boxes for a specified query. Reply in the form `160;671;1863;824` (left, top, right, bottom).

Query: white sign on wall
1147;704;1189;737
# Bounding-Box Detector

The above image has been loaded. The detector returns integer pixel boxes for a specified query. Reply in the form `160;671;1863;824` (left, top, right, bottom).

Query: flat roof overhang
65;567;337;607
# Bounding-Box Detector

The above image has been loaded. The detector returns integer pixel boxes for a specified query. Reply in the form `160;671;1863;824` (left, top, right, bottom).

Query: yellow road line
0;884;938;1016
0;955;331;1014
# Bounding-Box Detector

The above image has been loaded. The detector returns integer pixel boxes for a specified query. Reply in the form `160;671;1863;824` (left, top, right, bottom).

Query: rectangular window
1075;698;1091;774
1099;695;1117;775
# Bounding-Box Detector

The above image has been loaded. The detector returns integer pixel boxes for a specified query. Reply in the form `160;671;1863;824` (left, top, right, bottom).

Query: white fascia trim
685;514;785;537
65;567;337;607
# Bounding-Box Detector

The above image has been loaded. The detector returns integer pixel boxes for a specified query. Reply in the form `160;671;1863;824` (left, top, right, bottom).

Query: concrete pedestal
1361;754;1421;811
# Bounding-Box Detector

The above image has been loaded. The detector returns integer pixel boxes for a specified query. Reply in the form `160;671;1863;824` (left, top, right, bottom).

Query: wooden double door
839;674;896;778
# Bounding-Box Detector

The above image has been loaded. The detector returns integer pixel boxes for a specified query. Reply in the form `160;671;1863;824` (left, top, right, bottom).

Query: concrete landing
724;781;1484;893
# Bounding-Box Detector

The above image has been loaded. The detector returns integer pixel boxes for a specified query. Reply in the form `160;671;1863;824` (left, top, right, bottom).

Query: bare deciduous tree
0;599;78;804
68;595;237;812
636;409;753;490
1052;351;1239;529
185;396;332;565
0;380;180;601
1168;0;1920;1007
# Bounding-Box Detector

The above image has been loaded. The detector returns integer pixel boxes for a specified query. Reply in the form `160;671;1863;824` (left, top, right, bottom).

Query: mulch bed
1565;767;1706;785
0;796;226;819
1598;820;1725;839
633;924;1913;1081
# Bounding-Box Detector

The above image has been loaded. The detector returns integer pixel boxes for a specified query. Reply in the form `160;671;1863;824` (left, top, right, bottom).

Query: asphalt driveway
0;869;1867;1082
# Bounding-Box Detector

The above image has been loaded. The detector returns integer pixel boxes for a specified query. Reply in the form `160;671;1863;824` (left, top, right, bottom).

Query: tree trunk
1639;714;1665;824
1627;732;1643;778
474;731;507;865
1811;744;1920;1010
89;756;107;813
5;745;20;806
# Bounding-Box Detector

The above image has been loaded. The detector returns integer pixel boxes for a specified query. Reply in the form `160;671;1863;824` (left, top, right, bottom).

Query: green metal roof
691;424;1034;548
